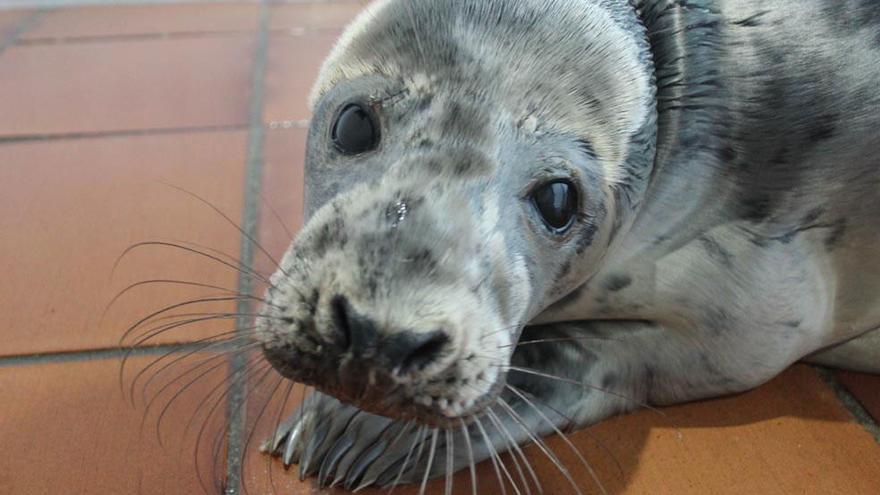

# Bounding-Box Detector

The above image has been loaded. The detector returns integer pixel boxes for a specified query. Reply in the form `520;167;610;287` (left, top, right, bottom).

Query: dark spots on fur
698;236;734;267
806;114;837;143
405;247;438;275
554;283;587;307
822;0;880;43
802;207;825;225
601;373;619;390
824;218;848;250
730;10;771;27
575;139;596;158
438;101;489;144
603;274;632;292
718;145;737;163
415;94;434;113
782;320;801;328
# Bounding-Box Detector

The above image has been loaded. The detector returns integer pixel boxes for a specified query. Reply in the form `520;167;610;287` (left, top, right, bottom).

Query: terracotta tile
269;2;363;32
0;131;249;355
836;371;880;423
235;365;880;494
0;9;32;41
0;37;253;137
0;356;229;494
20;3;260;41
255;128;307;276
265;32;341;124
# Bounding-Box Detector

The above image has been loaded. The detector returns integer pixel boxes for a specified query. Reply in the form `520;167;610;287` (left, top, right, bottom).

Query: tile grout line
815;366;880;445
224;0;271;493
0;123;250;144
0;342;229;368
15;27;343;47
0;7;47;56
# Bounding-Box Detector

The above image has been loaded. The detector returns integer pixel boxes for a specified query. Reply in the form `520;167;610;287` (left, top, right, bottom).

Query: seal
254;0;880;491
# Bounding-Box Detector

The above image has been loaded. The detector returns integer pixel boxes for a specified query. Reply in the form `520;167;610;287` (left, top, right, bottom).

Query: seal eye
531;180;578;233
331;103;379;155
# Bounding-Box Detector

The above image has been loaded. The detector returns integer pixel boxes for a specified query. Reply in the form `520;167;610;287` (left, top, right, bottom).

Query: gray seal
255;0;880;491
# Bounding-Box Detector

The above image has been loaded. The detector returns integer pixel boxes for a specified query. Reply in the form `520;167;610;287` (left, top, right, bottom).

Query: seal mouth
260;335;510;428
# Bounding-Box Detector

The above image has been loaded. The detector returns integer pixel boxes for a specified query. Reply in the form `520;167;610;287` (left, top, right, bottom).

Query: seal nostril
398;331;449;372
330;295;352;349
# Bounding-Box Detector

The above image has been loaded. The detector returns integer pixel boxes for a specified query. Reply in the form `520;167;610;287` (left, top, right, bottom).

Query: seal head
258;0;657;426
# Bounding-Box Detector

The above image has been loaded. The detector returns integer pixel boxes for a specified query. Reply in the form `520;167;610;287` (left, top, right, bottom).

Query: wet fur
257;0;880;491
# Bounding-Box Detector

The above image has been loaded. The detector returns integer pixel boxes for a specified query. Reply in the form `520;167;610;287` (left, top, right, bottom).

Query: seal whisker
388;424;428;493
444;427;454;495
473;415;511;495
506;383;625;480
240;371;287;495
182;351;267;442
503;365;664;417
500;335;622;348
103;278;271;322
489;406;542;495
496;391;584;495
487;408;532;495
112;240;276;289
458;418;478;495
267;380;296;494
417;428;439;495
157;181;291;277
506;385;608;495
133;331;256;406
125;312;265;351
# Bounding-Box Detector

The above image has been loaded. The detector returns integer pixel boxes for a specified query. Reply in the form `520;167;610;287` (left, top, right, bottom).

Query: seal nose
330;295;449;372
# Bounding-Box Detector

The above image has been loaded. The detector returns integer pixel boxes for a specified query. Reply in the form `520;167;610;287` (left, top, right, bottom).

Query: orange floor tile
0;37;253;136
0;131;248;355
0;2;877;495
19;3;260;41
0;356;229;494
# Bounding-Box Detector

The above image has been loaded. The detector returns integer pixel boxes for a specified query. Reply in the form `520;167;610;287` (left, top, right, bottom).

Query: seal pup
255;0;880;490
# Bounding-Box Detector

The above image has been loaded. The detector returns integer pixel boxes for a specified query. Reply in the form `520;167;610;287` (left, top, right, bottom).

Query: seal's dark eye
531;180;578;233
331;103;379;155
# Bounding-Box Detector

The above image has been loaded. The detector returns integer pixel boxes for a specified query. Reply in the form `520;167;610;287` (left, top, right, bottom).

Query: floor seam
0;342;223;367
224;0;271;492
14;27;343;47
0;8;47;56
815;366;880;445
0;123;249;144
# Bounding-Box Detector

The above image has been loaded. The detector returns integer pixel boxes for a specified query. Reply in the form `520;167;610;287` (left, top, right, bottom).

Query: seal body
256;0;880;489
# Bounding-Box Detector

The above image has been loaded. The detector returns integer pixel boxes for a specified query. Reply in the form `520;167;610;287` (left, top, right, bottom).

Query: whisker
473;415;510;495
503;365;664;417
487;409;531;495
499;335;621;348
507;385;608;495
259;190;294;243
418;429;439;495
133;331;256;406
459;418;478;495
495;393;583;495
267;380;296;494
444;428;454;495
389;425;427;494
103;278;270;323
158;181;289;277
510;384;625;479
112;240;275;288
488;407;541;495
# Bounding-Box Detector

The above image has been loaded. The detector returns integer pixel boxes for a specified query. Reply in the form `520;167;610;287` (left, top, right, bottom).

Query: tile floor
0;2;878;494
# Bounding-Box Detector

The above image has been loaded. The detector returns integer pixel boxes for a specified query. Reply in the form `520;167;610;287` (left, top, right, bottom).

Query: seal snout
329;294;451;376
